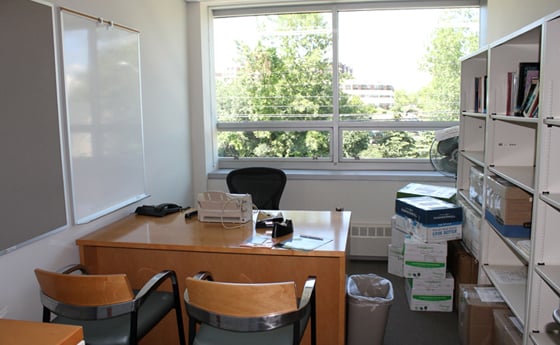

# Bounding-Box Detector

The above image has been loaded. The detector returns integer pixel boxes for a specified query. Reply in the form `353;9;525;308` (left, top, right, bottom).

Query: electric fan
429;126;459;178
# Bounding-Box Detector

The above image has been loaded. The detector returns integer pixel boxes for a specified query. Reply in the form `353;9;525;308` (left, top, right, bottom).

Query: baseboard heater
349;223;392;259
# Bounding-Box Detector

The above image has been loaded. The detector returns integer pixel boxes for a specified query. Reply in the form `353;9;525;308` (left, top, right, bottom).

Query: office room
1;0;560;344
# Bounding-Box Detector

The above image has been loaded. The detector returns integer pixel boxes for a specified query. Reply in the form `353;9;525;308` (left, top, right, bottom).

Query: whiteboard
0;0;67;255
61;9;148;224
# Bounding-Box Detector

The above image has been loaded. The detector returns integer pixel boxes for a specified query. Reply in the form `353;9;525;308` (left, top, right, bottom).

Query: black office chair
184;272;316;345
34;264;186;345
226;167;287;210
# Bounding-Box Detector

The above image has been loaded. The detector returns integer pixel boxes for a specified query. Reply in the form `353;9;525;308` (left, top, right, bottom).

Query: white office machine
197;191;253;223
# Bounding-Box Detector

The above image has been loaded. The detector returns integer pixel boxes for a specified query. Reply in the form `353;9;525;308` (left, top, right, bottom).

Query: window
212;5;479;170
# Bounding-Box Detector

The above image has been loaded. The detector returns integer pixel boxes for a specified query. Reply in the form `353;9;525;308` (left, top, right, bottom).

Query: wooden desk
0;319;83;345
76;210;350;345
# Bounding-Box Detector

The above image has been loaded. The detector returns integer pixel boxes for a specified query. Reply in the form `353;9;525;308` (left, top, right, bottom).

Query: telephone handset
135;203;183;217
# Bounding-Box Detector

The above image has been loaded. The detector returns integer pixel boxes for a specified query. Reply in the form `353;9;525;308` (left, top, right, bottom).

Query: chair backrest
185;278;297;317
34;268;134;306
226;167;287;210
184;273;316;345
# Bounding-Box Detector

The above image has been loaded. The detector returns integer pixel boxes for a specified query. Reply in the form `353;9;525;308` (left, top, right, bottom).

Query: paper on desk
240;234;276;248
278;236;332;251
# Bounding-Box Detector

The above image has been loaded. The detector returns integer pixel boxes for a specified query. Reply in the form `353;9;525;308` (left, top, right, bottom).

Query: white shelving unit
457;10;560;345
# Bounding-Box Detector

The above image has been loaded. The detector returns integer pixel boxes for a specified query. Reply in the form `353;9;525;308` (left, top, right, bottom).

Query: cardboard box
392;213;461;243
493;309;522;345
447;240;479;310
404;237;447;256
397;183;456;202
469;166;484;206
387;244;404;277
395;196;463;225
485;175;532;226
458;284;509;345
485;210;531;238
405;272;454;312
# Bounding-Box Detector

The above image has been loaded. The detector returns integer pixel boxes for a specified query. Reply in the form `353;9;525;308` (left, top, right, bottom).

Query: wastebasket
346;274;394;345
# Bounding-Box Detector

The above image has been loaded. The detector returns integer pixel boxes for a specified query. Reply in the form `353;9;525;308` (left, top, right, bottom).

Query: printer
197;191;253;223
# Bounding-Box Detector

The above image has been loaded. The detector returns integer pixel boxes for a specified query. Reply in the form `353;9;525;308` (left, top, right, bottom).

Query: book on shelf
473;75;487;113
515;62;539;115
521;79;539;117
506;71;518;115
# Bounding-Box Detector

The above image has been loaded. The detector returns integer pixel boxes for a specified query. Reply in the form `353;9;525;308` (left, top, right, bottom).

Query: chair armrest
298;276;316;309
193;271;213;281
134;270;179;308
57;264;88;275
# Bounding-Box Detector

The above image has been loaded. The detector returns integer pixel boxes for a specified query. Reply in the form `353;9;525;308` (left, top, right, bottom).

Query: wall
0;0;190;320
487;0;560;42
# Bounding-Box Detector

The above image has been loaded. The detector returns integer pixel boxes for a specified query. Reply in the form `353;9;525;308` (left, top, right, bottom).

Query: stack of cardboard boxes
388;183;462;312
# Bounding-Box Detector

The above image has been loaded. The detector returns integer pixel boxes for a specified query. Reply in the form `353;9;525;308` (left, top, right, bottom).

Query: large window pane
338;9;479;122
214;13;333;123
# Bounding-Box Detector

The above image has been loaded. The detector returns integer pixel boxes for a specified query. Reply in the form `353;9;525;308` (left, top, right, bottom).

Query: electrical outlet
0;306;7;318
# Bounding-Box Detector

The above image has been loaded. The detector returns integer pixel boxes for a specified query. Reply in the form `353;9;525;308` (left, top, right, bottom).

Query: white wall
0;0;190;320
487;0;560;42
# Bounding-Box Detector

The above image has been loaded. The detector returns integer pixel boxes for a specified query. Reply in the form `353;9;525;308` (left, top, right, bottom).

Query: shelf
488;166;535;194
544;118;560;127
530;332;560;345
491;114;540;124
461;150;485;167
535;266;560;296
483;265;527;324
488;220;531;263
462;111;488;118
540;193;560;211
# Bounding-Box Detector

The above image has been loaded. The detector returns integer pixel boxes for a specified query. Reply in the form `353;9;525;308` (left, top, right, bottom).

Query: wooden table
76;210;350;345
0;319;83;345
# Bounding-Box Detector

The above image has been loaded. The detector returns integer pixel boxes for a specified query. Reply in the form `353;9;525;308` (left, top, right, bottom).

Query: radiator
349;223;392;258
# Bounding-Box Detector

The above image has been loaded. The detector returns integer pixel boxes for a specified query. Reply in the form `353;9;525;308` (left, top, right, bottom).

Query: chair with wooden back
184;272;316;345
34;264;186;345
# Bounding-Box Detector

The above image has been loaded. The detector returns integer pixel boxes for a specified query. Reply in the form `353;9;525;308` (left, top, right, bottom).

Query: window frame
209;1;479;171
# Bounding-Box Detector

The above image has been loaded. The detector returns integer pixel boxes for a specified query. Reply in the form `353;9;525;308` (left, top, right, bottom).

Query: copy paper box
405;272;454;312
397;183;457;202
459;200;482;258
395;196;463;225
393;213;461;243
458;284;508;345
387;244;404;277
469;166;484;206
391;214;411;251
404;237;447;256
403;237;447;279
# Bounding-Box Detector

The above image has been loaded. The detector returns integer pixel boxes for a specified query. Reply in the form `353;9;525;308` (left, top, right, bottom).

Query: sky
214;8;478;93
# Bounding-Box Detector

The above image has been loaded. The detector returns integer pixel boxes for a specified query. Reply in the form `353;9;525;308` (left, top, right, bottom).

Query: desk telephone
135;203;182;217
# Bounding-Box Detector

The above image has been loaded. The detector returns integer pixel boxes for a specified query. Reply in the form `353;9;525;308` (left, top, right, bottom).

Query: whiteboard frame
60;9;148;224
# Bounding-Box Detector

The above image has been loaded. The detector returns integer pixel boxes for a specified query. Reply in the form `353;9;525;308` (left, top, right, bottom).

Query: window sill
208;169;454;182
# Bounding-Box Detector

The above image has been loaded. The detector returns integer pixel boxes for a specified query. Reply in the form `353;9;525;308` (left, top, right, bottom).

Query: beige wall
487;0;560;42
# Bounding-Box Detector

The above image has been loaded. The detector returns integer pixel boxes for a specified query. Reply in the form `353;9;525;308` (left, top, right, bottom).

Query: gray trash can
346;274;394;345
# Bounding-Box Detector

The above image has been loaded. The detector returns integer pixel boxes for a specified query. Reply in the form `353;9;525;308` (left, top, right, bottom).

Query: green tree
216;13;368;158
418;9;479;120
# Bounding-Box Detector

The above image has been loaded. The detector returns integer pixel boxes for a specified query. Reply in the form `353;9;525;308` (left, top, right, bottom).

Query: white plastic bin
346;274;394;345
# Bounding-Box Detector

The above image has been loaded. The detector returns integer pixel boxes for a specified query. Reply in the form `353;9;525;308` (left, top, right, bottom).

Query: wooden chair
226;167;287;210
184;272;316;345
34;264;186;345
